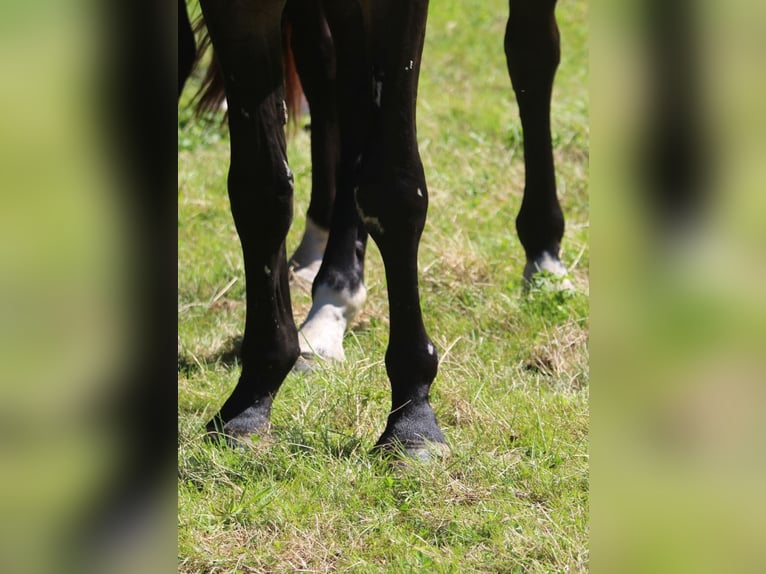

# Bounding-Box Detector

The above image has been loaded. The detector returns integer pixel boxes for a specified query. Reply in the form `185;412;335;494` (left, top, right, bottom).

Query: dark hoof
372;438;450;465
373;400;448;463
204;404;272;447
204;425;273;450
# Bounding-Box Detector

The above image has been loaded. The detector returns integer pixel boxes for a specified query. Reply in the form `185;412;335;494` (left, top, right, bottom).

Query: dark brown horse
178;0;566;459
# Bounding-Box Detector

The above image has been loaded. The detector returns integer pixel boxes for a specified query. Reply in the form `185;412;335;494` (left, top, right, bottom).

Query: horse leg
296;0;369;365
505;0;568;284
199;0;299;437
356;0;447;457
285;0;339;286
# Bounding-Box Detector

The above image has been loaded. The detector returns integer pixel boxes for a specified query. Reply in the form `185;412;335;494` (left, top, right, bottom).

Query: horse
178;0;566;459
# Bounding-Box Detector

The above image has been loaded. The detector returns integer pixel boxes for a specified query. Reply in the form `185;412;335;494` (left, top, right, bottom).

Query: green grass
179;0;589;571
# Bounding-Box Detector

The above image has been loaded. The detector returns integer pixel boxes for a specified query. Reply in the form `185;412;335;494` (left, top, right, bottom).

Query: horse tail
282;16;305;132
189;12;304;129
191;15;226;118
179;0;196;97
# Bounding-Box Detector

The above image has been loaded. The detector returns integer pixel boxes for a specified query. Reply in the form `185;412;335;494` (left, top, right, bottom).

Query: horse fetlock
241;328;300;372
385;340;439;395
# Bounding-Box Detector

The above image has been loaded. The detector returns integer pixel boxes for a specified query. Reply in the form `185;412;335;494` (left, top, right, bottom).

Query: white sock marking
299;283;367;362
289;217;329;285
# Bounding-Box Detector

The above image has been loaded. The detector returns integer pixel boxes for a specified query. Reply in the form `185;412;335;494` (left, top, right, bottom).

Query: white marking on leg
405;59;414;71
299;283;367;362
417;188;423;197
289;217;329;285
427;343;434;355
264;265;271;277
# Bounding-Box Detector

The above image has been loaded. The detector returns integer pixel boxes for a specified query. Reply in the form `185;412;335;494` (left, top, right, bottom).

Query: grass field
178;1;589;571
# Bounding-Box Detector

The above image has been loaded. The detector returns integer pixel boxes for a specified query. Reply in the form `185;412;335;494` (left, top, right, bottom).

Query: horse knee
227;138;295;248
354;172;429;248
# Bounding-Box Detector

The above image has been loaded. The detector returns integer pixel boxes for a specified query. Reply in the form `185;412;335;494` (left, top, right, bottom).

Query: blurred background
0;1;175;573
591;0;766;571
0;0;763;572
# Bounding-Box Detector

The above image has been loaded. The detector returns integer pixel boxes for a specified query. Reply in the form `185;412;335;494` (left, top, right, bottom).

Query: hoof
373;400;448;464
204;403;272;447
204;425;272;450
298;327;346;363
373;439;451;465
204;428;272;450
523;252;573;291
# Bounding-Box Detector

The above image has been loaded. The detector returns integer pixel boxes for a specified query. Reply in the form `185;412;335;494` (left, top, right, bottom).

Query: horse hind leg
293;0;369;367
285;0;338;287
199;0;299;439
505;0;571;287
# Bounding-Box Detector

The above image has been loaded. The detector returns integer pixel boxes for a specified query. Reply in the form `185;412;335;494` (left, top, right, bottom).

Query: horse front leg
358;0;447;459
200;0;299;438
506;0;569;285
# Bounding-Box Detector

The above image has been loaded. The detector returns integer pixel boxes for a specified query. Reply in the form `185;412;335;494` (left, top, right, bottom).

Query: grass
178;0;589;571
